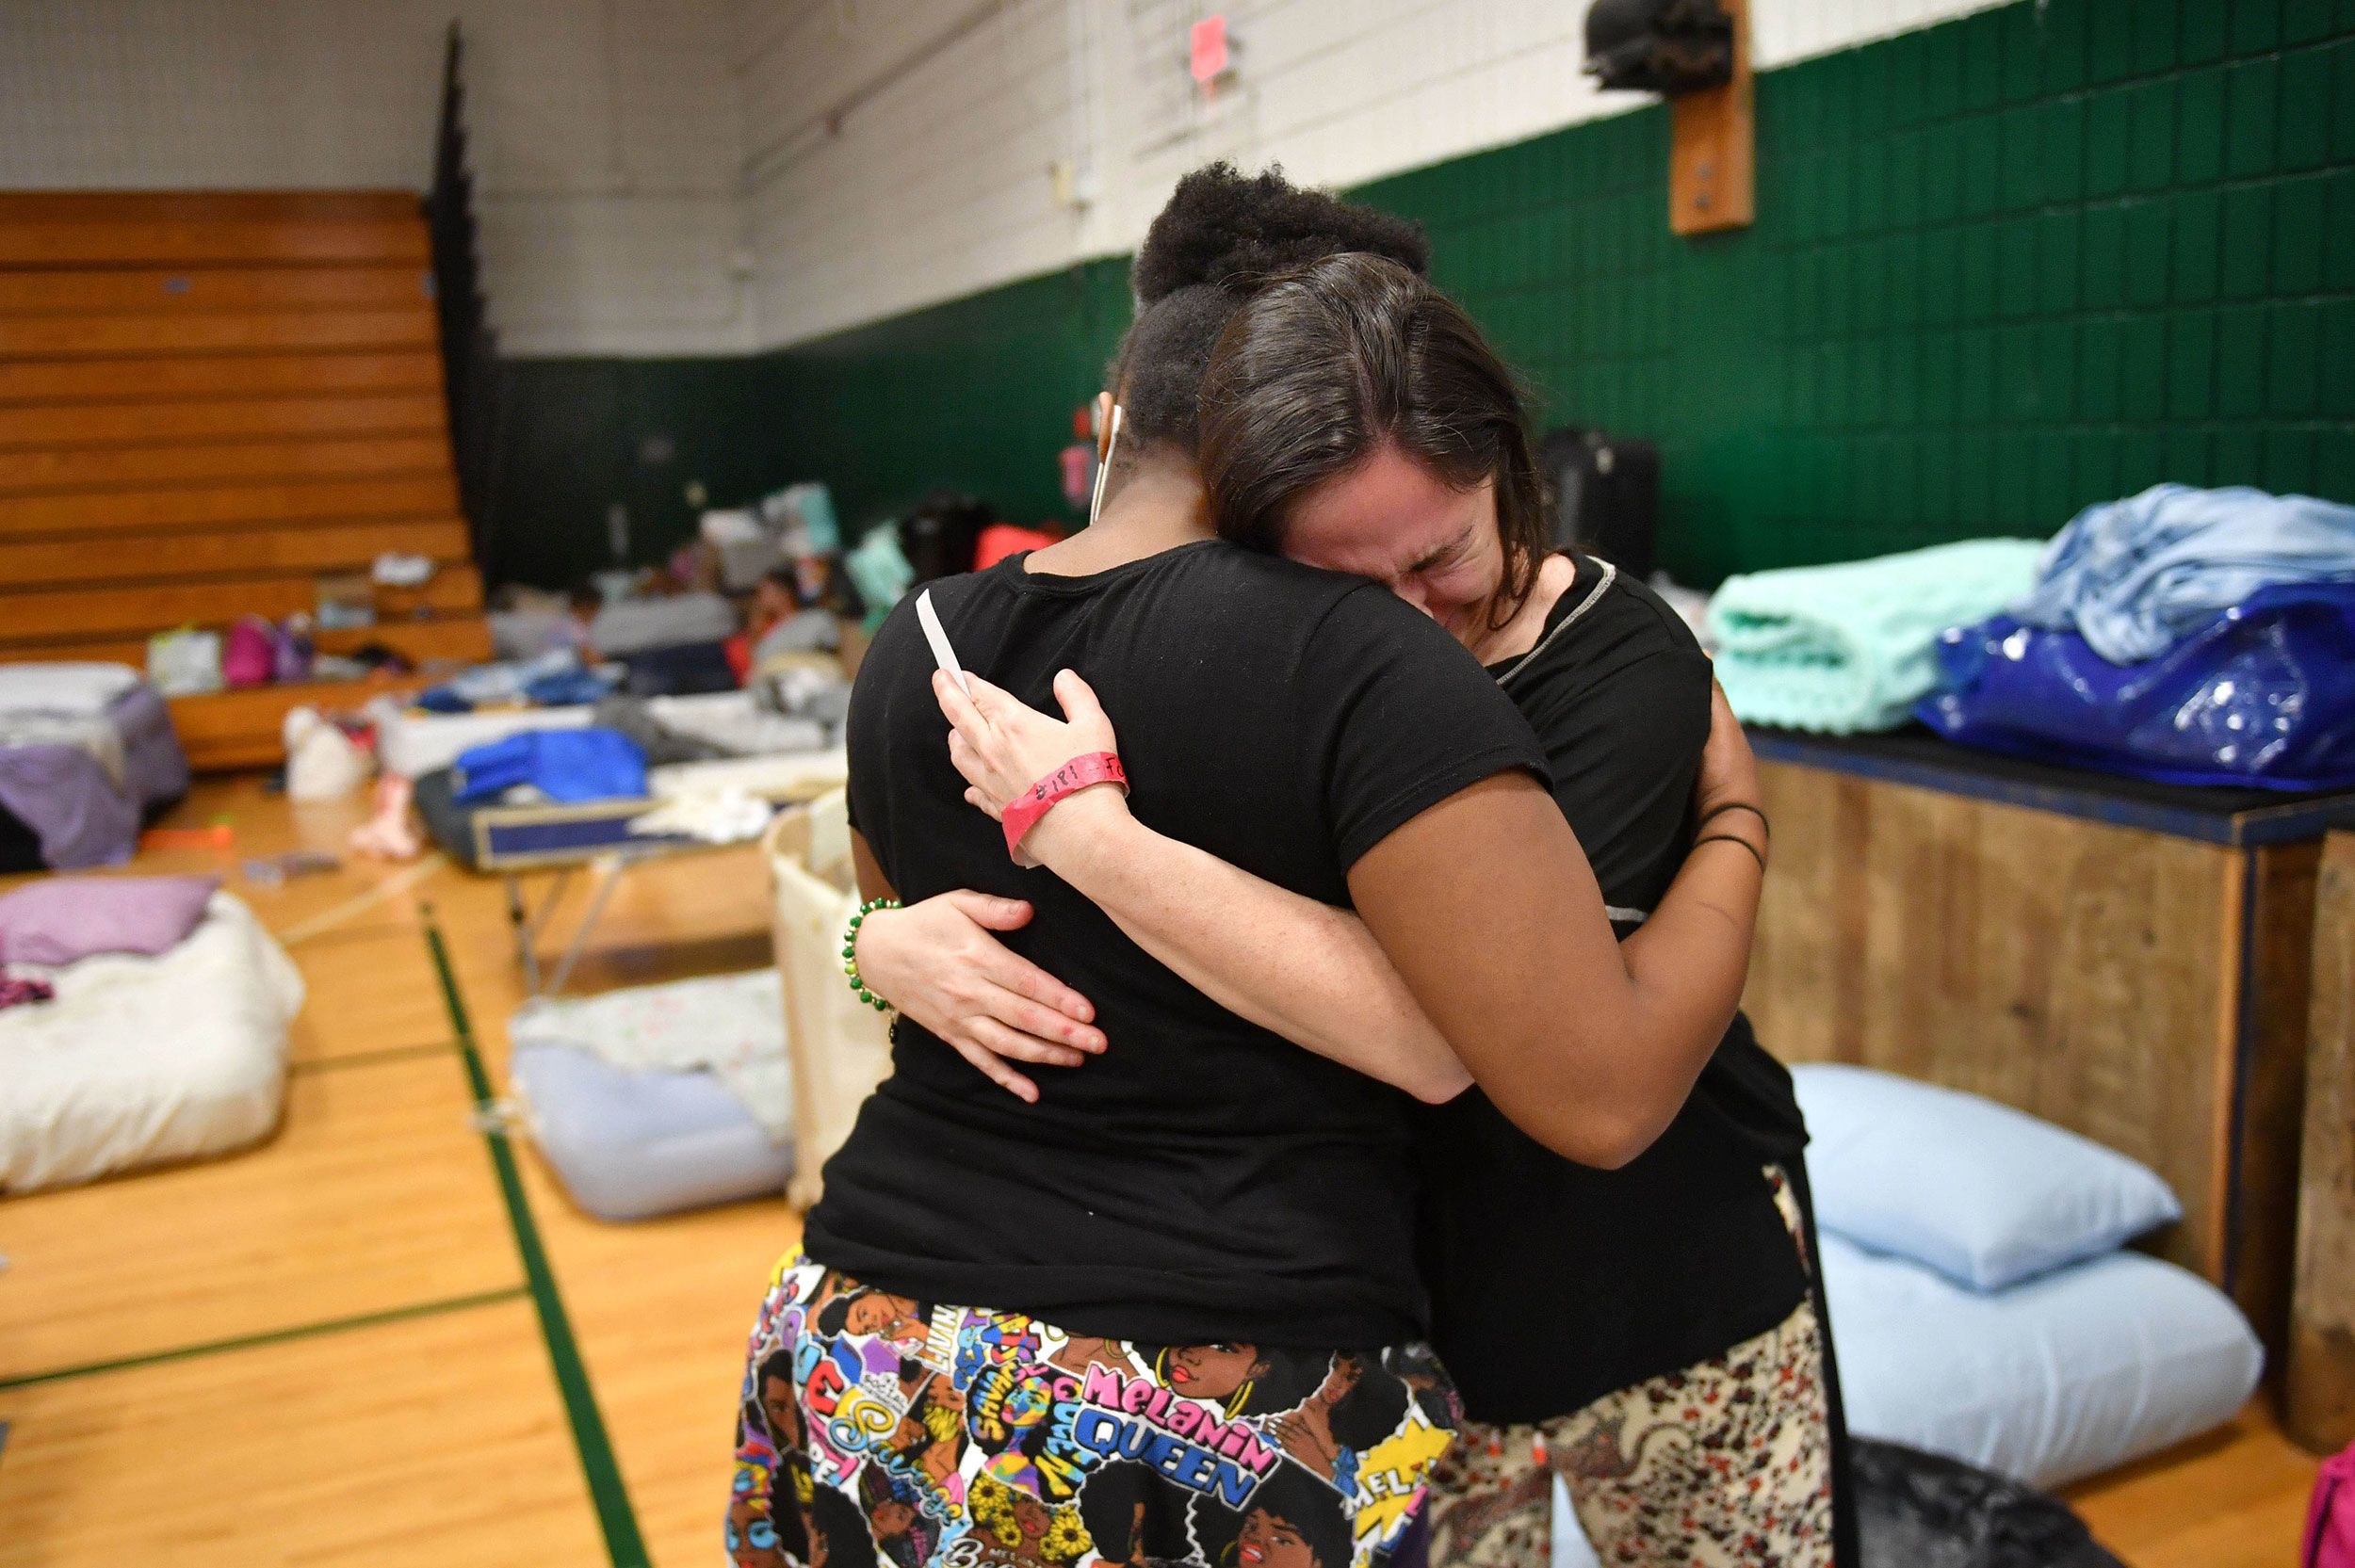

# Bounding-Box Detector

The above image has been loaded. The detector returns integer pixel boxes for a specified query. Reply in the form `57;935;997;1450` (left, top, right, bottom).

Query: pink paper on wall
1189;16;1227;83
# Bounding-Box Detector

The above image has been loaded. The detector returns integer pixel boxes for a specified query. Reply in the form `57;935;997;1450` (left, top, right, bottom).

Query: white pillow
1818;1234;2261;1489
1791;1063;2181;1290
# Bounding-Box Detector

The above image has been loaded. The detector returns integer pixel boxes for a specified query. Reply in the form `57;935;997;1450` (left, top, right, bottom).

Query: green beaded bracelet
843;897;901;1011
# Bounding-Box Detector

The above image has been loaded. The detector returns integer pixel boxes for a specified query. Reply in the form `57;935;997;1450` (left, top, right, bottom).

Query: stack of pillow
1792;1064;2264;1489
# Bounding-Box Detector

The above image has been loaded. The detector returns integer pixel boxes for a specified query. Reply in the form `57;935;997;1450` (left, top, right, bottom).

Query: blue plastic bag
453;728;649;804
1917;582;2355;791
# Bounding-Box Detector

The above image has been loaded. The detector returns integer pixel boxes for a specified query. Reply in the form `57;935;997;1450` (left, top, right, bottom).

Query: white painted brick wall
0;0;752;356
2;0;2006;354
735;0;2008;349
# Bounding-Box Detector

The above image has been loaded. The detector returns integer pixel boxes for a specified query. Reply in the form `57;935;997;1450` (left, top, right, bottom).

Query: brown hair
1107;165;1431;458
1196;252;1549;627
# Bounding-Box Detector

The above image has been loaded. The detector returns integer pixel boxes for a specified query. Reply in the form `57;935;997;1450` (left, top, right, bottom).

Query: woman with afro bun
872;168;1854;1566
856;158;1762;1149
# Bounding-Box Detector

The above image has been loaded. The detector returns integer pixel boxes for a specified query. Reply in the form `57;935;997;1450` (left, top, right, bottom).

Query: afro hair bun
1131;162;1430;305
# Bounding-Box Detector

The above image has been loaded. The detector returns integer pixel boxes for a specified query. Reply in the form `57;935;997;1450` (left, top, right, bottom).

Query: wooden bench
0;617;493;672
0;566;483;642
0;189;492;769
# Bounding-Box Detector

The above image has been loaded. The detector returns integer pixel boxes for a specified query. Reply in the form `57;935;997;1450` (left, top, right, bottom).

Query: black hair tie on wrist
1694;833;1768;874
1697;800;1770;834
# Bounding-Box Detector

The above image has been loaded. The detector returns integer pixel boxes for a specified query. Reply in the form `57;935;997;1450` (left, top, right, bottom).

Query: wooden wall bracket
1668;0;1754;235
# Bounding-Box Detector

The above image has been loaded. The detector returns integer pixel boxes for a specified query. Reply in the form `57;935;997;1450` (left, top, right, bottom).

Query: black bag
1855;1439;2124;1568
617;639;739;697
1540;427;1660;579
901;491;993;584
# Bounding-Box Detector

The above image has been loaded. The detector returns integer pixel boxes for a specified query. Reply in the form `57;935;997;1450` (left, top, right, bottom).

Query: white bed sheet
647;747;848;801
0;893;303;1191
644;692;827;756
368;696;595;780
1819;1232;2262;1489
372;691;831;781
510;968;790;1142
0;662;140;719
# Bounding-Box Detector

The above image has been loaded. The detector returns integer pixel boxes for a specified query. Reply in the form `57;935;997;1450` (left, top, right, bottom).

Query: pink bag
220;615;278;687
2309;1442;2355;1568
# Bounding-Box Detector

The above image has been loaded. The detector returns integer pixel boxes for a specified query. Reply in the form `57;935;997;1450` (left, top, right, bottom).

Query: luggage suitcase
1540;427;1660;579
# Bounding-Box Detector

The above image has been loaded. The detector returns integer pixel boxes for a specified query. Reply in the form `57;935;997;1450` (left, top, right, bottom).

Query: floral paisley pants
1421;1169;1837;1568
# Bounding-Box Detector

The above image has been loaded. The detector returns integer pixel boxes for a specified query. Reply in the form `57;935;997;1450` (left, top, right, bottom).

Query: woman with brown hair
735;166;1776;1568
877;180;1853;1566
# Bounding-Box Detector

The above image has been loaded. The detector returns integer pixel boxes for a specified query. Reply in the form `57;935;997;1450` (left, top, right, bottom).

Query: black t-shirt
1418;555;1814;1426
811;541;1549;1350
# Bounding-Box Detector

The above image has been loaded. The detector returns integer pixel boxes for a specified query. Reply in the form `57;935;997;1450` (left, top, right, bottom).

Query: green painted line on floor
420;908;650;1568
0;1287;528;1392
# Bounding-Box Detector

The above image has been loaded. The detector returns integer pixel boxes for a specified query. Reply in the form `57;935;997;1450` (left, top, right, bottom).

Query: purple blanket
0;681;190;869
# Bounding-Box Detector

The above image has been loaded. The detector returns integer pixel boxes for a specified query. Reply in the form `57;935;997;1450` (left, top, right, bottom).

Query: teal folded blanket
1708;539;2047;733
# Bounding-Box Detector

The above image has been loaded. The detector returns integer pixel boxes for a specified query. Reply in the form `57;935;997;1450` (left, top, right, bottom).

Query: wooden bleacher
0;190;495;770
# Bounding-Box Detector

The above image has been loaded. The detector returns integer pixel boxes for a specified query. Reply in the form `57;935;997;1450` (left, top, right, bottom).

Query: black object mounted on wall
1583;0;1734;94
1541;428;1661;581
1584;0;1755;234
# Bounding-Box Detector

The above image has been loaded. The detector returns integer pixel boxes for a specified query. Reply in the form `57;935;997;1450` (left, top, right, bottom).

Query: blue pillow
1791;1063;2182;1290
1817;1234;2260;1488
512;1042;792;1222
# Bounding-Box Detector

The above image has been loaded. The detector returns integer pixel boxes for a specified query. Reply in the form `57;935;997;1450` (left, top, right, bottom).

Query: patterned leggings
1421;1170;1837;1568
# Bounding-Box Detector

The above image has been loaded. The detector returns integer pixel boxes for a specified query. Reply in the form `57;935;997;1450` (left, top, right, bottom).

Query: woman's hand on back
933;669;1130;865
853;893;1106;1103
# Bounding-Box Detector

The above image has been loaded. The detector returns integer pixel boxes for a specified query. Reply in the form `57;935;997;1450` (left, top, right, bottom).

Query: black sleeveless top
1419;557;1813;1424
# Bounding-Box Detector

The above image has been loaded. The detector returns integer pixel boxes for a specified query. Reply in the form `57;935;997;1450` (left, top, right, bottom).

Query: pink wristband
1002;752;1129;861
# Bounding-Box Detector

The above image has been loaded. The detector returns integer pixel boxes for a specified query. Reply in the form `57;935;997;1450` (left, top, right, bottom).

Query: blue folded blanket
2012;485;2355;664
453;727;648;805
1708;540;2046;733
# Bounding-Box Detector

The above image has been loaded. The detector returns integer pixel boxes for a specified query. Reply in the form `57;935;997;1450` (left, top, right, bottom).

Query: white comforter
0;661;140;719
367;695;595;780
0;893;303;1191
370;690;836;782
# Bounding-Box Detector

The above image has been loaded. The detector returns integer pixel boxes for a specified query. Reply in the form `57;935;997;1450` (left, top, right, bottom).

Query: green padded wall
1358;0;2355;582
765;259;1134;534
479;356;784;590
485;0;2355;587
479;269;1129;588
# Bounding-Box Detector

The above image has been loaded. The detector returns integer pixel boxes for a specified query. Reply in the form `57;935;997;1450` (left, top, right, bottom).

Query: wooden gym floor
0;777;2324;1566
